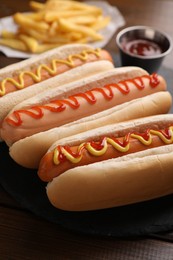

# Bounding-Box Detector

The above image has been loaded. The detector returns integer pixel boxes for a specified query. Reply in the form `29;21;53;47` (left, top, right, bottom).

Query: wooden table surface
0;0;173;259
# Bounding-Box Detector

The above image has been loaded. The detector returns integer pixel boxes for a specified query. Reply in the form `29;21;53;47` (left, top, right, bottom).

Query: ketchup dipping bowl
116;25;172;73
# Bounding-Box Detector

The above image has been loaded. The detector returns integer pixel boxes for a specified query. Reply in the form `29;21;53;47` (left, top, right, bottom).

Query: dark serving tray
1;140;173;238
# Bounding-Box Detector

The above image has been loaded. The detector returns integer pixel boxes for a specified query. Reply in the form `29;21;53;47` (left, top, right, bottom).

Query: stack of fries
0;0;111;53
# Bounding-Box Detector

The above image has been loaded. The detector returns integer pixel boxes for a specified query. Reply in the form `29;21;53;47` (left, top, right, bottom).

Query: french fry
91;16;111;31
13;13;49;33
0;38;28;52
1;30;16;39
18;34;38;53
29;1;45;11
25;12;45;21
18;27;47;42
64;16;97;25
59;18;103;41
44;9;102;22
48;21;59;36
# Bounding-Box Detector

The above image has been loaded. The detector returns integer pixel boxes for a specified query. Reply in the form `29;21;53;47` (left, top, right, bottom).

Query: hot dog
38;114;173;211
0;44;112;97
9;91;172;169
0;60;114;125
0;67;167;146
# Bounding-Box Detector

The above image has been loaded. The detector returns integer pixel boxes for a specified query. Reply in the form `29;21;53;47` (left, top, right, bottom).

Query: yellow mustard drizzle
85;140;108;156
53;126;173;165
53;143;85;165
130;133;152;145
0;48;101;96
150;127;173;144
106;137;130;152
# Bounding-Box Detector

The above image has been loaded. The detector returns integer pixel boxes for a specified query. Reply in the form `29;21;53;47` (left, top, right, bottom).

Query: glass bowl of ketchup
116;25;172;73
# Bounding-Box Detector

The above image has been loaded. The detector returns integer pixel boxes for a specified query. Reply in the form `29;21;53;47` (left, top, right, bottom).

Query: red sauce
125;39;162;57
55;127;173;164
134;129;151;141
111;134;131;147
159;128;172;139
90;138;106;150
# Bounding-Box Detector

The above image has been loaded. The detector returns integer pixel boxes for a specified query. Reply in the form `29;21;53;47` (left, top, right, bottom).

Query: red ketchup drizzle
111;133;131;147
57;145;66;163
5;74;160;127
158;128;172;139
89;137;106;150
57;134;132;163
55;127;173;164
57;144;86;163
57;145;77;163
133;129;151;141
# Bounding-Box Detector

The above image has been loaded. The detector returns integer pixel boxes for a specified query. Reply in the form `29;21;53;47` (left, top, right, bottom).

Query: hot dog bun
9;91;172;169
0;60;114;124
0;44;93;79
0;43;112;97
46;144;173;211
39;114;173;211
1;67;167;145
38;113;173;182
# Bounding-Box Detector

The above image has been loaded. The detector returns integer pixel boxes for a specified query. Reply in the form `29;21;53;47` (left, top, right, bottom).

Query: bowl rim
116;25;173;60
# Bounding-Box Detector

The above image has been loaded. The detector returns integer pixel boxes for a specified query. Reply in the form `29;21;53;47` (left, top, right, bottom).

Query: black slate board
0;61;173;238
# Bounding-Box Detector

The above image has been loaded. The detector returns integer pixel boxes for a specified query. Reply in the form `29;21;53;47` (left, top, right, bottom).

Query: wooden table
0;0;173;259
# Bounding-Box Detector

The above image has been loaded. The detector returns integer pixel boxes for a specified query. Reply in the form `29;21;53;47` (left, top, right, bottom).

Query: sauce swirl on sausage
53;126;173;165
0;48;101;97
4;73;160;127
